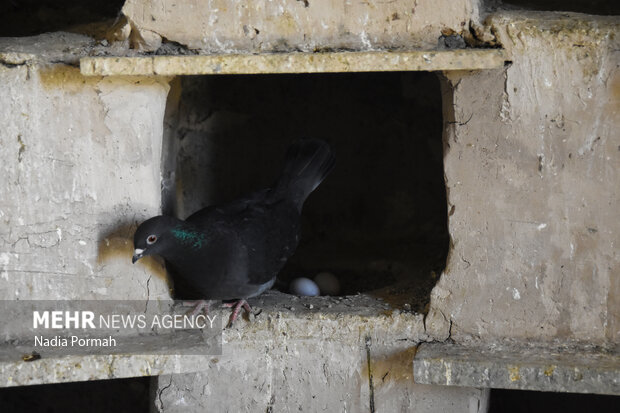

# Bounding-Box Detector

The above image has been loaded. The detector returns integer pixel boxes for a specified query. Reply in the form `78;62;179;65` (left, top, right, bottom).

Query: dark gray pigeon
132;139;335;326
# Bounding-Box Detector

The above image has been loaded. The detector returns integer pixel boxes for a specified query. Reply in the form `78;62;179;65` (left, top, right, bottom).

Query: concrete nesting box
0;0;618;411
159;71;449;307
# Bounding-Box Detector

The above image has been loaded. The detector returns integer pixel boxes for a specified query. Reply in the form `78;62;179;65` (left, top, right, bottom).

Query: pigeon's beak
132;248;145;264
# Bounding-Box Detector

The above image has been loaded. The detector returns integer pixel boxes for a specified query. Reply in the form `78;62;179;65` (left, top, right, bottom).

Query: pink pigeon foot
182;300;210;316
222;300;253;327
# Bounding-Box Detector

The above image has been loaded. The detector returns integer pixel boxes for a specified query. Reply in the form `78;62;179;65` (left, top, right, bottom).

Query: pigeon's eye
146;235;157;245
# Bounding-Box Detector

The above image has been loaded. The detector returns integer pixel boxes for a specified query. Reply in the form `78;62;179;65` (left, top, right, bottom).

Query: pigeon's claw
182;300;210;317
223;299;253;327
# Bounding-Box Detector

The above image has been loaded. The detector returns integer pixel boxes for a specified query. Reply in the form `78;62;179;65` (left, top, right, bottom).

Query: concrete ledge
413;342;620;395
0;347;207;389
80;49;508;76
0;291;426;387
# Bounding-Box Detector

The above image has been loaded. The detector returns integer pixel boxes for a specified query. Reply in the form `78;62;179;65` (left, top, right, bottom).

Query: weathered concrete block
122;0;477;53
430;12;619;345
0;35;172;299
154;341;489;412
414;342;620;395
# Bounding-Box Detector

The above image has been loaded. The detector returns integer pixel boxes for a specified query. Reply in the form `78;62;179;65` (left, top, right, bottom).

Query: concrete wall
122;0;478;52
0;35;171;299
0;2;618;411
154;340;489;412
428;12;619;345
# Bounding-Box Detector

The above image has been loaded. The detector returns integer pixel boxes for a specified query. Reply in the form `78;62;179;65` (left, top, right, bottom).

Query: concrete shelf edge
79;49;509;76
413;342;620;396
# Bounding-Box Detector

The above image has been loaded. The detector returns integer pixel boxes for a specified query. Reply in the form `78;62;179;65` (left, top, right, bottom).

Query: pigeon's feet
222;300;253;328
182;300;210;317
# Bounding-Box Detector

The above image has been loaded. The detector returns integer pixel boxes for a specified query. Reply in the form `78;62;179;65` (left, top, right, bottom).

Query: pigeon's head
132;216;178;263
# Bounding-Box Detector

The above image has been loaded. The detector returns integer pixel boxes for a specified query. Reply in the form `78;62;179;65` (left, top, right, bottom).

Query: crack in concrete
144;275;151;314
460;255;471;269
17;134;26;163
381;371;389;382
364;335;376;413
266;393;276;413
422;307;454;343
0;59;28;68
9;235;30;249
500;66;512;122
107;356;116;379
158;376;173;412
447;112;473;126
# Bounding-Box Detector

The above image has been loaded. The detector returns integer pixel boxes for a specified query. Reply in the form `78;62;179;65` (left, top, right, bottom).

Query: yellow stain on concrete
508;365;521;382
543;365;555;377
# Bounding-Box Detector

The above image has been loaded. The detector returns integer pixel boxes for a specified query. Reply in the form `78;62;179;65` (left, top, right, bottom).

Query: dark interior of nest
163;71;449;313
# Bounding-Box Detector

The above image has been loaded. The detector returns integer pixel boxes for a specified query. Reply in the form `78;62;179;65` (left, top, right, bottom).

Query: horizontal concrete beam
413;342;620;395
121;0;477;53
80;49;508;76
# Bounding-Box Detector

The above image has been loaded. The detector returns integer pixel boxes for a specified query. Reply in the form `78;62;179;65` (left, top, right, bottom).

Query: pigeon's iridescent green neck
171;227;206;249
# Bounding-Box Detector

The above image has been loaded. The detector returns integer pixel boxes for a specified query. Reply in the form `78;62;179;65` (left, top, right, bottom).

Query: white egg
290;277;320;297
314;272;340;296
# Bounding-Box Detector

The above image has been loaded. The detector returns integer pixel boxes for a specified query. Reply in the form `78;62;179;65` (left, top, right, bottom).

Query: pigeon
132;138;335;326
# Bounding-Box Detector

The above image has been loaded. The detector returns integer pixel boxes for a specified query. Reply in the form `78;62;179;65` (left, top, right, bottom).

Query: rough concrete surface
0;291;428;388
151;294;488;412
149;293;489;412
155;357;490;413
430;12;620;345
0;32;129;65
0;33;171;300
414;342;620;395
122;0;476;53
1;6;619;410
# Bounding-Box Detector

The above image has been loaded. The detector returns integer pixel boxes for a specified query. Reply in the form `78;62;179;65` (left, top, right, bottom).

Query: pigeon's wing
184;204;219;224
185;189;271;225
239;201;300;286
166;219;255;300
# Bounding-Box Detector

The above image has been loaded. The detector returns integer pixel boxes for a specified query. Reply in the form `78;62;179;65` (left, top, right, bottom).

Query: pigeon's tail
271;139;335;210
